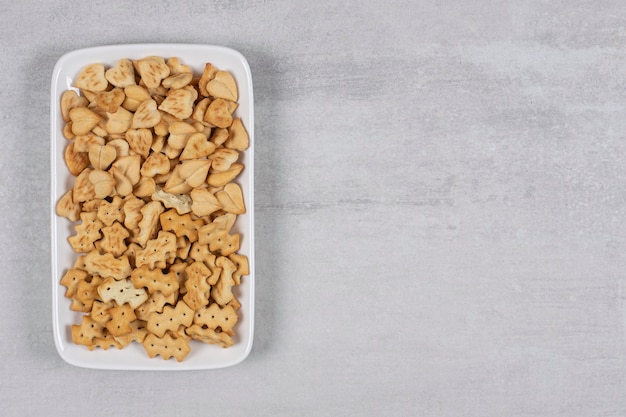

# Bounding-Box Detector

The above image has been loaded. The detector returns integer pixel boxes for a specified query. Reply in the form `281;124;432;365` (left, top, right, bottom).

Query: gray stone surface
2;0;626;415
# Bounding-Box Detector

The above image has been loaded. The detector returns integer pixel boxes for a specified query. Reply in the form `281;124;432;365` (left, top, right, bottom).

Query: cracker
134;201;164;247
142;332;190;362
83;250;132;281
211;256;237;306
114;319;148;347
182;261;212;310
96;221;130;257
131;264;179;297
60;268;89;298
90;300;115;325
160;208;203;242
135;290;178;321
97;277;148;309
146;300;194;338
106;303;138;337
72;276;104;312
135;230;177;269
71;315;105;347
193;303;238;336
186;324;233;348
96;195;125;226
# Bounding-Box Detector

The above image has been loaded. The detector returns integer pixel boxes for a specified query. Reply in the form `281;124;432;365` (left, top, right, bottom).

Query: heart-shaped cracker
69;107;101;135
162;72;193;89
198;63;218;97
140;152;170;178
88;144;117;170
190;188;222;217
105;106;133;134
166;57;191;75
135;56;170;89
179;159;211;188
216;183;246;214
206;163;243;187
158;88;195;120
61;90;89;123
109;166;133;197
207;70;238;101
89;169;116;199
72;168;96;203
179;132;215;160
105;59;136;88
112;155;141;186
168;121;197;149
126;128;153;158
225;118;249;151
75;63;108;92
132;99;161;129
203;98;233;128
123;85;151;112
73;133;105;152
163;165;192;195
64;142;89;176
95;87;125;113
210;148;239;172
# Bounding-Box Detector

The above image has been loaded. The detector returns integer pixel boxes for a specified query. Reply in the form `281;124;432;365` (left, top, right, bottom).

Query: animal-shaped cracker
228;253;249;285
131;264;179;297
83;250;132;281
182;261;213;310
68;211;103;253
114;319;148;347
106;304;137;337
72;276;104;312
134;290;178;321
186;324;233;348
97;221;130;257
211;256;237;306
96;195;125;226
60;268;89;298
146;300;194;338
56;189;82;222
134;201;164;247
97;277;148;309
142;332;190;362
135;230;177;269
159;208;203;242
194;303;238;336
71;315;105;347
90;330;123;351
152;188;192;215
90;300;115;325
198;213;240;256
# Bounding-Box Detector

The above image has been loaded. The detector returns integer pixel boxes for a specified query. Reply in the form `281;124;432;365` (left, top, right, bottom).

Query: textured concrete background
2;0;626;415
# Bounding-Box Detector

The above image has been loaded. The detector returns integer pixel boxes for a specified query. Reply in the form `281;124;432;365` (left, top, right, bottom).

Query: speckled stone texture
2;1;626;415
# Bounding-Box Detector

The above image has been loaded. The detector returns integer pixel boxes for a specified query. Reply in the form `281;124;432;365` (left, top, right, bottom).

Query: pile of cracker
56;56;249;362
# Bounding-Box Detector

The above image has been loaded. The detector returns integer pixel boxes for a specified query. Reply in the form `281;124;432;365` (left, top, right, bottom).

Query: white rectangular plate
50;44;254;370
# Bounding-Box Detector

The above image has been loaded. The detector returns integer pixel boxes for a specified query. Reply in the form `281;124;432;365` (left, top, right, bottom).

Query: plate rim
50;43;255;371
